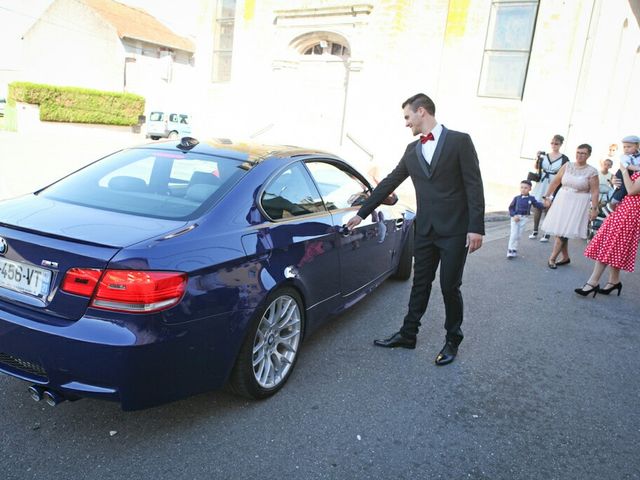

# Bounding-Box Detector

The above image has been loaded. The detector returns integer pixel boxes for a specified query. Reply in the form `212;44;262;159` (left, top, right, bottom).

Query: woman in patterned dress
541;144;600;269
576;159;640;296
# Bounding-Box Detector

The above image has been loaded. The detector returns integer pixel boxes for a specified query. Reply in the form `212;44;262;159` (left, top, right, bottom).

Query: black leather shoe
435;342;458;366
598;282;622;296
574;283;598;297
373;332;416;349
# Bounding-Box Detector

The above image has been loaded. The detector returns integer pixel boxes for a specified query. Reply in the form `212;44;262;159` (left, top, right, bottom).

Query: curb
485;211;510;222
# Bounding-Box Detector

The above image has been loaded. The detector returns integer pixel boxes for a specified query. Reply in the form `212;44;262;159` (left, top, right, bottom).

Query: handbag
527;152;546;182
527;171;541;182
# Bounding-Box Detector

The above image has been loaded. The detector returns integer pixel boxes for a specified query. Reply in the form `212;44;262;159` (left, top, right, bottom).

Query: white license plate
0;257;52;298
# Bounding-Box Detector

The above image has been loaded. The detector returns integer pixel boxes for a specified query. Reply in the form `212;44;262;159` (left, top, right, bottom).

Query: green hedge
8;82;145;126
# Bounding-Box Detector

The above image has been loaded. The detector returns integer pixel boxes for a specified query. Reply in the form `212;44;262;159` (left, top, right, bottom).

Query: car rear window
39;148;250;220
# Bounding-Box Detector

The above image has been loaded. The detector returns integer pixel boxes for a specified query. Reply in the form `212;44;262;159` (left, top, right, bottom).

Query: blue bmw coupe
0;137;415;410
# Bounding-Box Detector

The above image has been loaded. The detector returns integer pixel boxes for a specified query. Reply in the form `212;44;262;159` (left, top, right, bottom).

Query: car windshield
149;112;164;121
38;148;250;220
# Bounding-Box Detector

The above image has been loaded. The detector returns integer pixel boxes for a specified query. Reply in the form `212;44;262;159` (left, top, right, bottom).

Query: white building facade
188;0;640;207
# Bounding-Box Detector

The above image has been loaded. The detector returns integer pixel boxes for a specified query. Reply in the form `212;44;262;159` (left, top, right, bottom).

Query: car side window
305;161;369;210
261;163;326;220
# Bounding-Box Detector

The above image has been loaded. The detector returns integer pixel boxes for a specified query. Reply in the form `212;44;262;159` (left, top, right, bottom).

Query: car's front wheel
230;288;304;399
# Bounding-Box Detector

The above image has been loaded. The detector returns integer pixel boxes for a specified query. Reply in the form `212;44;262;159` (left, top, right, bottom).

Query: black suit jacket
357;126;485;237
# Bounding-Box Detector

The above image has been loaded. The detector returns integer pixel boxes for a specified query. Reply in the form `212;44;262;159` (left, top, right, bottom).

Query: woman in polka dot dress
576;162;640;296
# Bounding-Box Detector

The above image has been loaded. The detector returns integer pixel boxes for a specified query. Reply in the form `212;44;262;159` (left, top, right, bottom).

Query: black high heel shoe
574;283;599;297
598;282;622;296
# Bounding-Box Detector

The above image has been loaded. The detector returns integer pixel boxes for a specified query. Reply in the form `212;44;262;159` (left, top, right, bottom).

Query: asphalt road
1;220;638;480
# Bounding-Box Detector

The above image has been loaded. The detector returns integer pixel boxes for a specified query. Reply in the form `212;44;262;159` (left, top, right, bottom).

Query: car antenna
177;137;199;151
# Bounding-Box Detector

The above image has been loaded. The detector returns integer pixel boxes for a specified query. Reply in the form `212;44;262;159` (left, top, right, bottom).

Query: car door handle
339;225;351;236
395;218;404;229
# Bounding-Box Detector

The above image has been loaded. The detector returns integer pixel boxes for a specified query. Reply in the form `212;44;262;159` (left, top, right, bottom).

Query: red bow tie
420;132;434;144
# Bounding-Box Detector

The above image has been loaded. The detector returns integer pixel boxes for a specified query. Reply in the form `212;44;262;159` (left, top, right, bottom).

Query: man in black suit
346;93;485;365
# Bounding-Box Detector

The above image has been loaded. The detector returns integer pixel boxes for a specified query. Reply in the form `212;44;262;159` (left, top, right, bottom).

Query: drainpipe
339;57;351;146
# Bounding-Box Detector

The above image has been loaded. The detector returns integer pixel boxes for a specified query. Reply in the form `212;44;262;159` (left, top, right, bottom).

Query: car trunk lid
0;194;188;247
0;197;187;322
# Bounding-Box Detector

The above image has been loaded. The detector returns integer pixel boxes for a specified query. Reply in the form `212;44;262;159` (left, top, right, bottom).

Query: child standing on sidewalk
508;180;544;258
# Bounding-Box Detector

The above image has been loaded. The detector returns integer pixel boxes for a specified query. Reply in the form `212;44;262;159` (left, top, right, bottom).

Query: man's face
403;105;424;136
601;160;613;172
622;142;639;155
520;183;531;195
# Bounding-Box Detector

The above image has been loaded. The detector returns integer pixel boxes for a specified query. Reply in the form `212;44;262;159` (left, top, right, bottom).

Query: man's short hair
577;143;592;155
521;180;532;187
402;93;436;116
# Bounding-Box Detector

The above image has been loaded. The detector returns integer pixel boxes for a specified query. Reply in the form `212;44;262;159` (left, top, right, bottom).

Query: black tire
230;287;305;399
150;136;160;140
392;223;414;280
168;131;179;140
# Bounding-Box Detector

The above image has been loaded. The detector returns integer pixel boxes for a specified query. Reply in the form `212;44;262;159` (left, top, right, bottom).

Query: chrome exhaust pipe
43;390;66;407
28;385;45;402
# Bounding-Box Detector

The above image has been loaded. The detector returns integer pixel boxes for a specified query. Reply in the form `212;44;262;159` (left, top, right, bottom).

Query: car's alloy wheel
168;131;179;140
230;288;304;399
252;294;302;388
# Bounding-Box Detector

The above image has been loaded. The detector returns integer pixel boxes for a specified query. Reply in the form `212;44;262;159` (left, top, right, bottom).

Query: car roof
137;138;340;165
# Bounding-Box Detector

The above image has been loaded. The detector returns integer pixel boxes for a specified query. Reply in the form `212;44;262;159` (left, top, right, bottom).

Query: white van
146;111;191;140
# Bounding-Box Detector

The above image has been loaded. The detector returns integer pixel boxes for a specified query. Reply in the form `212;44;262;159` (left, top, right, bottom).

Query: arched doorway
271;32;351;149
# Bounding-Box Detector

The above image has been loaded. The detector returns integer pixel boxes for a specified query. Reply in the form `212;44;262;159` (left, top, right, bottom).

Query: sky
0;0;197;70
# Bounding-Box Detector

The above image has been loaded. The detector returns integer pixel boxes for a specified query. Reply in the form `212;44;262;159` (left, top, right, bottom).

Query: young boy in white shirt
507;180;544;258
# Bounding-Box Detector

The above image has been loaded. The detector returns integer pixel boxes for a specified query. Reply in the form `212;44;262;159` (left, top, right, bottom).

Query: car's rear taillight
61;268;103;296
62;269;187;313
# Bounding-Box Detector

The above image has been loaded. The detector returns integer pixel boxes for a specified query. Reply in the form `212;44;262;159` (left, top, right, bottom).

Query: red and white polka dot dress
584;172;640;271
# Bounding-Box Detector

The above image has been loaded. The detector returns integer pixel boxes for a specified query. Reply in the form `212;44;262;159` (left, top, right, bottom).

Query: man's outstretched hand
346;215;363;231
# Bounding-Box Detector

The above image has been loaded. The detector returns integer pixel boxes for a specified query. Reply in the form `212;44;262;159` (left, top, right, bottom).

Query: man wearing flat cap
603;135;640;215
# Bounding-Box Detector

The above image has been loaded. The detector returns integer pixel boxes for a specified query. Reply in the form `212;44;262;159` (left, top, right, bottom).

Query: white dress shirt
421;123;442;165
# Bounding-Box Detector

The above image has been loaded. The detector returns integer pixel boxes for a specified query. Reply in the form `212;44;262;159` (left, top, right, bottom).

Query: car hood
0;194;189;247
